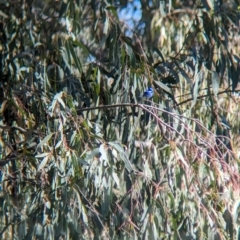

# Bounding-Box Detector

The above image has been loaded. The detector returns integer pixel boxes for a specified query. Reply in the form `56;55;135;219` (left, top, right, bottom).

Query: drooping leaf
108;142;134;172
211;71;219;97
191;69;205;108
72;40;89;54
67;40;83;73
154;80;172;94
35;152;50;158
37;155;50;171
37;133;54;149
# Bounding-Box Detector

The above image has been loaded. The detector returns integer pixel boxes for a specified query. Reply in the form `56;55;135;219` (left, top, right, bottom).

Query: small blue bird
138;87;154;101
142;87;154;98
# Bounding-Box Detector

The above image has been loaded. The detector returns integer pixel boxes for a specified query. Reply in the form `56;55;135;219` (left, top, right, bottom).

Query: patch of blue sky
117;0;142;36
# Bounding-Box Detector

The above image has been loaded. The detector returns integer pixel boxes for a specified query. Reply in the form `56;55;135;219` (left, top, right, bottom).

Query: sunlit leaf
103;13;109;35
154;80;172;94
55;140;62;149
191;69;205;108
37;155;50;171
211;71;219;97
67;40;82;73
35;152;50;158
37;133;54;149
72;40;89;54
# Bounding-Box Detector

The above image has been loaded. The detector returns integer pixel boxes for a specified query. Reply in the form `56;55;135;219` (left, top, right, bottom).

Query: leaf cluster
0;0;240;239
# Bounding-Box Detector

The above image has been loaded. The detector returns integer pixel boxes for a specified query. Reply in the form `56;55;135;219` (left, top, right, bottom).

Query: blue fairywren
138;87;154;101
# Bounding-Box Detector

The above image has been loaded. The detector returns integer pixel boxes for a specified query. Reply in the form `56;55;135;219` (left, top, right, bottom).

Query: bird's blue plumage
142;87;154;99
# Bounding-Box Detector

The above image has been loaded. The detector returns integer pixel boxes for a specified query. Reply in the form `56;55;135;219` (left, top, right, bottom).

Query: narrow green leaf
191;70;205;108
176;147;188;169
108;142;134;172
60;46;71;70
68;40;82;73
112;172;120;188
70;130;77;146
54;91;65;109
103;14;109;35
35;152;50;158
95;69;101;95
37;133;54;149
149;221;158;240
55;140;62;149
101;188;110;217
211;71;219;97
99;144;108;163
124;43;136;67
106;6;118;19
81;204;89;224
57;64;64;81
72;40;89;54
154;80;172;94
37;155;49;171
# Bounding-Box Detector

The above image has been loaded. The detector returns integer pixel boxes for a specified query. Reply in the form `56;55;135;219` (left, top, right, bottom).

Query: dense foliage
0;0;240;239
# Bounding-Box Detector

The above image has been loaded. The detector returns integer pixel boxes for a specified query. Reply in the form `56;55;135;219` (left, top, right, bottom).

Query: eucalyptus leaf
211;71;219;97
37;155;49;171
37;133;54;149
